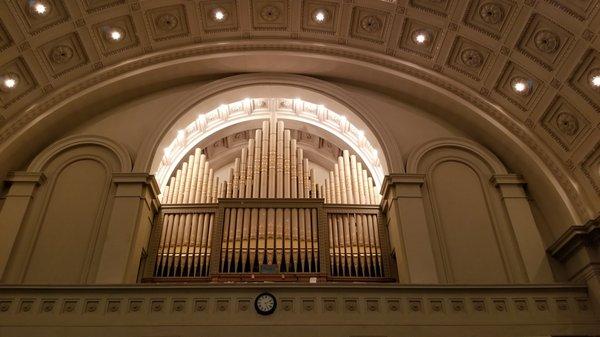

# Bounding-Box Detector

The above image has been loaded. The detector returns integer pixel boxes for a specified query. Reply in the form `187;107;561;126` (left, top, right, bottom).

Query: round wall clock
254;292;277;315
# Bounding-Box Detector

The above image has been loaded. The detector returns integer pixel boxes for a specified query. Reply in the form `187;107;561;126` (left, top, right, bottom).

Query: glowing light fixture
414;33;427;44
313;10;327;23
109;29;123;41
591;75;600;88
1;74;18;90
213;9;226;21
30;1;50;16
412;30;430;45
33;2;48;15
510;77;531;95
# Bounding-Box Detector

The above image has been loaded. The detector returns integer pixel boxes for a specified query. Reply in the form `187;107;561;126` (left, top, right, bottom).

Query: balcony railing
142;198;394;282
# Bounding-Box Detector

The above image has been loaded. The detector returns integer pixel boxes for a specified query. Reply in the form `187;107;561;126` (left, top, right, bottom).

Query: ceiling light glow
2;74;18;90
591;75;600;88
213;9;226;21
33;2;48;15
415;33;427;44
108;29;124;41
314;10;327;23
513;81;527;93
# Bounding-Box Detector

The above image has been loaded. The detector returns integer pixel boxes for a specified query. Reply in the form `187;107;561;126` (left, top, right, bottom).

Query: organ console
148;118;391;282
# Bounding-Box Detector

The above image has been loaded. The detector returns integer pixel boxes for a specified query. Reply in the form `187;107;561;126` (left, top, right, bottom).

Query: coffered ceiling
0;0;599;200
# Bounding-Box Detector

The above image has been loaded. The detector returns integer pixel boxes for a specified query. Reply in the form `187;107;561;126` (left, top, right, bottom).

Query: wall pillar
491;174;554;282
95;173;159;283
381;174;438;283
548;218;600;315
0;172;45;281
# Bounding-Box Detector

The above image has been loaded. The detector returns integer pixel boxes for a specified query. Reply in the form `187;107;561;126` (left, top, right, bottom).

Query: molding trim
490;174;526;186
27;135;132;173
406;138;508;175
5;172;46;184
381;173;425;198
547;216;600;262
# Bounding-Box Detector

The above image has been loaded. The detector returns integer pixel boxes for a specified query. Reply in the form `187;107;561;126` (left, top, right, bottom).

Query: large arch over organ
148;117;389;282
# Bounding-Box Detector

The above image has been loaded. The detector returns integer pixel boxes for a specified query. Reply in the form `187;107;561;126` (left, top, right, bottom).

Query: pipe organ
149;119;390;281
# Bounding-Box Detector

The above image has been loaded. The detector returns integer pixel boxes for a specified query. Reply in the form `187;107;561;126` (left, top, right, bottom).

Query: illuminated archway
153;96;388;194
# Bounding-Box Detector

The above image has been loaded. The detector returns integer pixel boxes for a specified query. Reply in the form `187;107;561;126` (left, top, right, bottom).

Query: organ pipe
158;118;382;278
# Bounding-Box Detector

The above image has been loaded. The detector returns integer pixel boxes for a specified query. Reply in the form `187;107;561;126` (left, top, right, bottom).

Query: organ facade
148;119;388;281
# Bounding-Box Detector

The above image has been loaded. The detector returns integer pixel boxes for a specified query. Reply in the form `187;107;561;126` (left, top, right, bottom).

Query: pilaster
548;217;600;313
0;172;45;281
381;173;438;283
95;173;160;283
491;174;554;283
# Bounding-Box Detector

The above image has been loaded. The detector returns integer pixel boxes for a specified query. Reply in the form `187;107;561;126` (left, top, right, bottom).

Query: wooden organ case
143;119;394;282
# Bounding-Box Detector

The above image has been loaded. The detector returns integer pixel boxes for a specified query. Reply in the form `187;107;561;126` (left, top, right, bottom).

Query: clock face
254;292;276;315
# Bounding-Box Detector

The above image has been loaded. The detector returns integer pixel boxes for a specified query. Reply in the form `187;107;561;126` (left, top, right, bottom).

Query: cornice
547;216;600;262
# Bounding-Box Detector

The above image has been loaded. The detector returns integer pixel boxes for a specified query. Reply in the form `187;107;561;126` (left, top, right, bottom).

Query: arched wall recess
151;96;387;194
3;135;132;284
405;138;553;283
27;135;132;173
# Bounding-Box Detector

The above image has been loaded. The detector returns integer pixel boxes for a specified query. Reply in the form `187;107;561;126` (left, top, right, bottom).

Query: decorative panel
581;144;600;194
146;5;189;41
541;96;591;151
408;0;453;17
516;14;574;71
494;61;544;111
24;159;109;283
301;0;339;34
446;36;494;81
92;15;139;56
398;18;442;59
544;0;598;21
568;49;600;112
251;0;289;31
81;0;125;13
0;57;37;108
199;0;239;33
428;160;509;283
463;0;516;40
38;32;88;78
11;0;70;34
349;6;390;44
0;22;12;51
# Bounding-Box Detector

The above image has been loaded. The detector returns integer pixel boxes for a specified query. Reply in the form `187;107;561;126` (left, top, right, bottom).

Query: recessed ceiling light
30;1;50;16
412;30;430;45
213;8;226;22
1;74;18;90
313;10;327;23
107;28;124;42
591;75;600;88
511;78;531;95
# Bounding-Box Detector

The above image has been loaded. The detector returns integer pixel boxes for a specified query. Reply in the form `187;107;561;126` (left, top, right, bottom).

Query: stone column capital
490;174;527;199
490;174;525;186
381;173;426;199
6;171;46;184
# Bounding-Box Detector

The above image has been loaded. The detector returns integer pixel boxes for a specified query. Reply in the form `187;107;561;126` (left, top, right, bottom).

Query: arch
148;94;389;192
406;138;508;175
407;138;529;283
28;135;132;173
132;74;400;184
